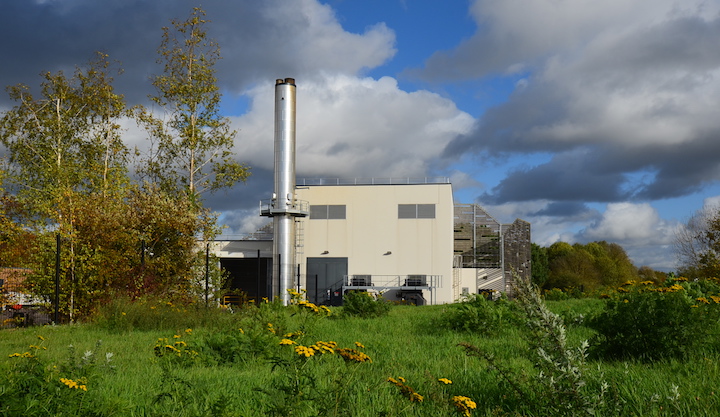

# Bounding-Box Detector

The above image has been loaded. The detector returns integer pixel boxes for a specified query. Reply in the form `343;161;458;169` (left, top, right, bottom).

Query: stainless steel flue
270;78;304;305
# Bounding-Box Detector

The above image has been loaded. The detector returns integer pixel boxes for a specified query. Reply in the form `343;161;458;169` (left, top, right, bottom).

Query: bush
341;291;391;318
435;293;520;335
588;279;720;361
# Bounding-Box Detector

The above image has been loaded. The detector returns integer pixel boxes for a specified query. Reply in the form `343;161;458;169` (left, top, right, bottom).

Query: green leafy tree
545;242;595;290
137;7;249;202
545;241;638;291
530;243;549;286
0;53;130;319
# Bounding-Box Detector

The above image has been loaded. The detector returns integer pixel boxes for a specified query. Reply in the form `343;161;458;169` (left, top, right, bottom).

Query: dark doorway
220;258;272;301
306;257;348;305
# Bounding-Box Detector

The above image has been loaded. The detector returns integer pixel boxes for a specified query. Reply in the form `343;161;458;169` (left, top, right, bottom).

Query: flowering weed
589;277;720;361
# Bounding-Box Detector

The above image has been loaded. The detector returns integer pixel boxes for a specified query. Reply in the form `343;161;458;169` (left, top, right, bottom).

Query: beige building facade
212;179;531;306
295;180;454;305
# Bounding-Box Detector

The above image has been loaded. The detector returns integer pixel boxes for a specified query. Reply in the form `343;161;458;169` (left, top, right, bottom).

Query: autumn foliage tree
540;241;640;291
0;53;130;319
0;8;245;320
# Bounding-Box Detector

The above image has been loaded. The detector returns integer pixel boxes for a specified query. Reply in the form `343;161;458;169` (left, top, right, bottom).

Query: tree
0;53;130;320
544;241;638;291
137;7;249;202
530;243;549;286
675;205;720;279
0;53;129;224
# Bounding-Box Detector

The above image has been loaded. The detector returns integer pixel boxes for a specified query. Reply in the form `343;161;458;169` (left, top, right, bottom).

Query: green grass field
1;297;719;416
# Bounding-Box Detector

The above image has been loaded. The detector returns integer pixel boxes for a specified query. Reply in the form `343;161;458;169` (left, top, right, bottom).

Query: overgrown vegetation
4;283;720;416
588;277;720;361
434;293;519;335
340;290;391;318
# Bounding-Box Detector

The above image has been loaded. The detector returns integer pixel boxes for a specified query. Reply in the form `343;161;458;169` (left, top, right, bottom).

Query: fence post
205;243;210;308
54;233;60;324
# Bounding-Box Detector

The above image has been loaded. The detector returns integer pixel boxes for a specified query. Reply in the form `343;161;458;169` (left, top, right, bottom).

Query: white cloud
702;195;720;211
575;202;681;269
230;74;475;179
580;202;672;243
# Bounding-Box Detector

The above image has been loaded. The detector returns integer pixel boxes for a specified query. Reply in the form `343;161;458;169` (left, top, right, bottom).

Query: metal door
306;257;347;305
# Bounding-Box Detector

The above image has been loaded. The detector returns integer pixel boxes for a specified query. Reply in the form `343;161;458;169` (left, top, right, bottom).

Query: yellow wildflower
279;339;296;345
315;341;338;354
336;348;371;363
354;341;365;348
452;395;477;416
60;377;88;391
387;376;423;402
438;377;453;384
295;345;316;357
667;284;684;292
410;392;424;402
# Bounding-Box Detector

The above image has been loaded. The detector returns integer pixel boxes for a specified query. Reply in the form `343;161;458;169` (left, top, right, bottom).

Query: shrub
435;293;520;335
543;288;570;301
588;279;720;361
341;291;391;318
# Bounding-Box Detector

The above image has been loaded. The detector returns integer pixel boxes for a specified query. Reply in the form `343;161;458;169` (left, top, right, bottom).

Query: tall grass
1;294;720;416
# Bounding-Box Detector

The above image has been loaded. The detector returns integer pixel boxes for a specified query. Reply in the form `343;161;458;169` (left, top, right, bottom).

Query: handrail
297;177;450;186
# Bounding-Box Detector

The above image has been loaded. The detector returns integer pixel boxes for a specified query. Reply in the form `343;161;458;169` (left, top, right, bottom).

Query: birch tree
137;7;249;201
0;53;129;319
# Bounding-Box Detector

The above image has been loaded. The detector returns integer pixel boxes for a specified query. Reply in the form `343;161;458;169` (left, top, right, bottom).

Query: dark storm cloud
442;82;575;157
203;167;274;214
531;202;593;218
631;132;720;200
438;8;720;206
1;0;172;105
480;149;630;204
0;0;394;107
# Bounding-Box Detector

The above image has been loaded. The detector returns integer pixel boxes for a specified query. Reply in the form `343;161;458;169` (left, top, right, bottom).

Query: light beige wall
457;267;505;299
295;183;454;303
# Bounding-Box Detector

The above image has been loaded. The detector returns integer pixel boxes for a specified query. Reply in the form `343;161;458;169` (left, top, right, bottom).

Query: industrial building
211;78;531;305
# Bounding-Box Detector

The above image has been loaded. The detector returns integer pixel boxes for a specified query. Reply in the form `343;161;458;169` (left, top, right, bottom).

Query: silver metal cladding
272;78;297;305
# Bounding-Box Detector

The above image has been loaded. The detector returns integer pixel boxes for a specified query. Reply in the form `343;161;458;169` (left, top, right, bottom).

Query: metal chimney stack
272;77;300;305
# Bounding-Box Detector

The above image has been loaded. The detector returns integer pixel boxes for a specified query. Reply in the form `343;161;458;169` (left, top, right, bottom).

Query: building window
310;205;346;219
398;204;435;219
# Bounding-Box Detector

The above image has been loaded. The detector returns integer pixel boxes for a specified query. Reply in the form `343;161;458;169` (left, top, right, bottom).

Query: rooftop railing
297;177;450;186
341;274;442;289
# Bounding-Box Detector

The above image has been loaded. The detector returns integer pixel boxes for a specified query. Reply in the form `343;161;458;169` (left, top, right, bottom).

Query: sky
2;0;720;271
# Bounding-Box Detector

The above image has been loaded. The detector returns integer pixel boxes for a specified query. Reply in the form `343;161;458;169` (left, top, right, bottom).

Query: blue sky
3;0;720;271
